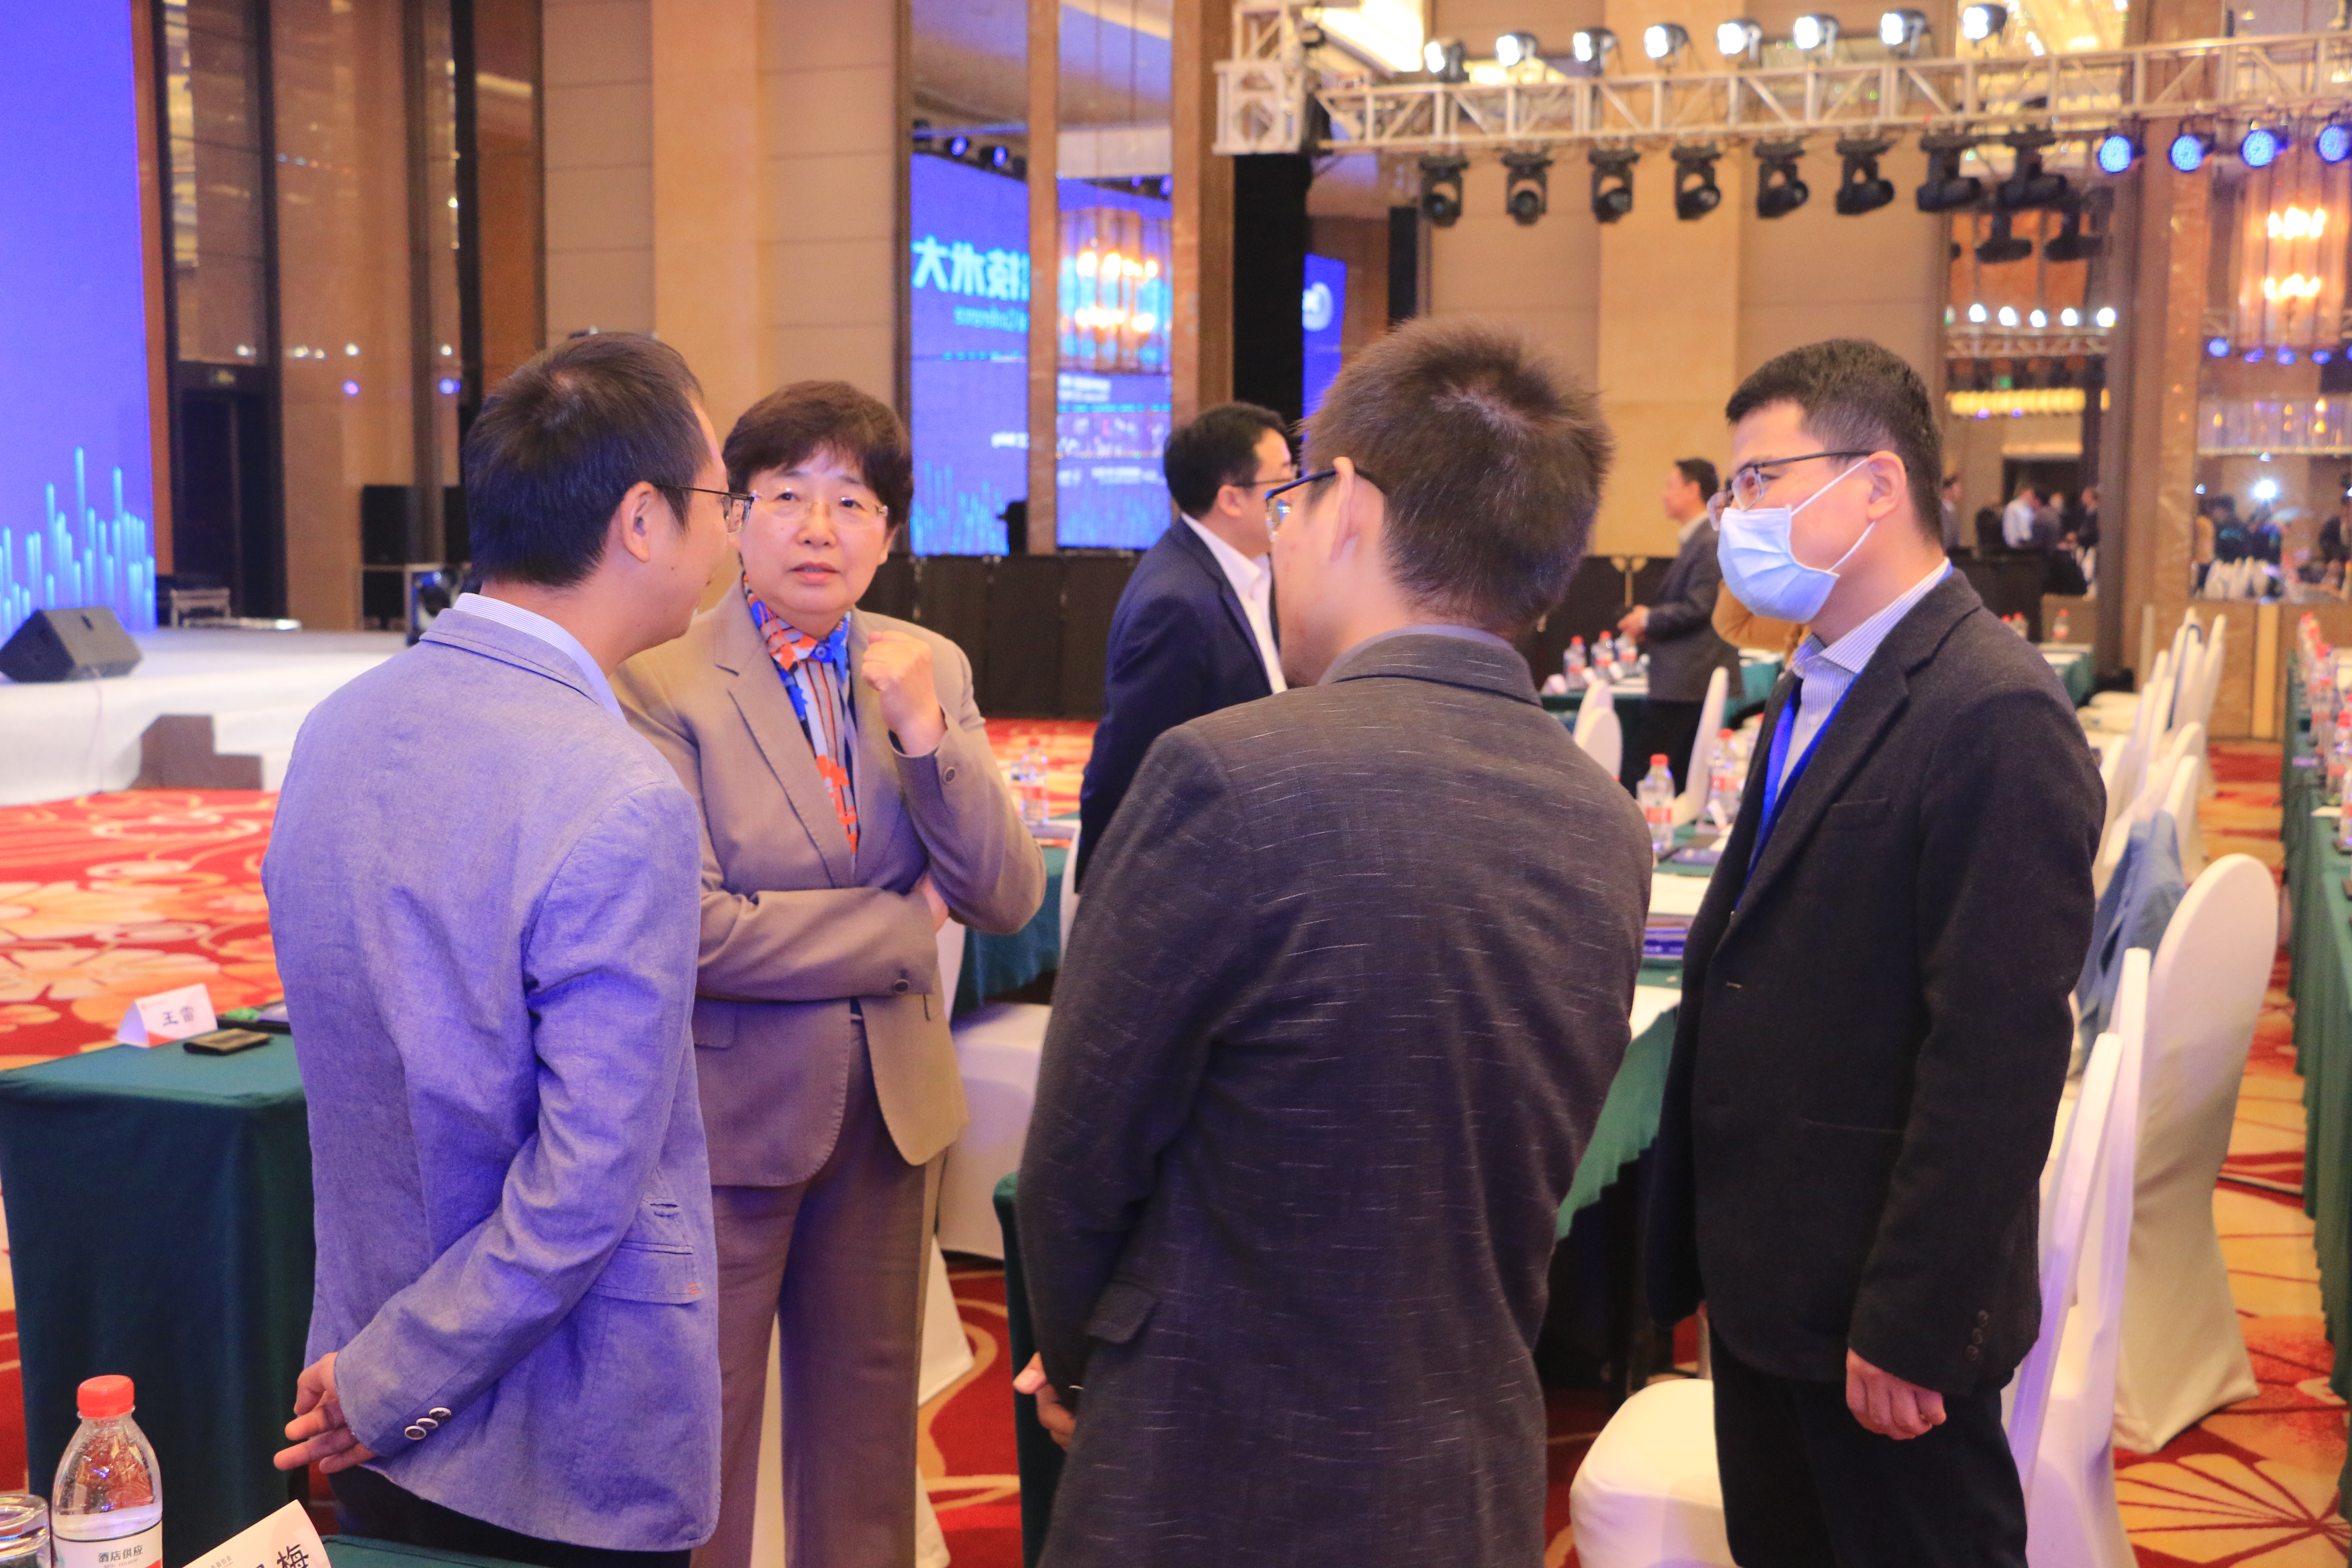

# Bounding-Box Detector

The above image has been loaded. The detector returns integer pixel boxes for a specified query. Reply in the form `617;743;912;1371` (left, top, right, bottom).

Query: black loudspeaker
0;607;144;683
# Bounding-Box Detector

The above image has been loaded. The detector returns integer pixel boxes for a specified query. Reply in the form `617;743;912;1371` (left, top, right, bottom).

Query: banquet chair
2010;951;2144;1568
934;821;1076;1259
2159;746;2207;885
1674;666;1731;825
1575;679;1624;780
2109;855;2269;1451
2092;707;2187;897
1568;1376;1735;1568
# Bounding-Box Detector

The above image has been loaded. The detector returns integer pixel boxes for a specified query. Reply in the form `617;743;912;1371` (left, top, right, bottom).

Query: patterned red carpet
0;731;2340;1564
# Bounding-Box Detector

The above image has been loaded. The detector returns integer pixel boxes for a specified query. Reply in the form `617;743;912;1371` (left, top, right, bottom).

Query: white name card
183;1502;327;1568
116;983;217;1047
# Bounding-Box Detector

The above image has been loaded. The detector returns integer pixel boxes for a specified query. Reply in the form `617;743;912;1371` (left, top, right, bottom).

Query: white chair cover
1568;1378;1736;1568
935;1000;1051;1258
2013;950;2145;1568
2094;696;2186;897
2110;856;2271;1451
1575;680;1624;781
2160;750;2206;885
1675;666;1732;825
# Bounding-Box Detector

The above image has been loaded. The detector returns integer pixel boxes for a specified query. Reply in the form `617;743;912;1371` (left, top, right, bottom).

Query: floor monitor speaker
0;607;144;682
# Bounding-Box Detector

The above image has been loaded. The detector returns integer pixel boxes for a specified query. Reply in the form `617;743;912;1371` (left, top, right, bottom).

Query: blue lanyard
1749;680;1847;876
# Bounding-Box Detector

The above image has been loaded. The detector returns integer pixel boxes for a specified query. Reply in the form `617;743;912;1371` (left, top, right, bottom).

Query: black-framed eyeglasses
1265;466;1384;533
1724;450;1877;509
681;485;757;525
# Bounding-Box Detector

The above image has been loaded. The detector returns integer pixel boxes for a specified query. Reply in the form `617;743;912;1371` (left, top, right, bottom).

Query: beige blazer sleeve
882;631;1047;937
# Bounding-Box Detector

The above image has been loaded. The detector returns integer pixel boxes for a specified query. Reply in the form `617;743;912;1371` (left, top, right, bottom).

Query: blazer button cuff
415;1417;439;1430
404;1424;429;1441
428;1407;452;1420
893;979;910;993
1962;1344;1983;1363
943;765;958;782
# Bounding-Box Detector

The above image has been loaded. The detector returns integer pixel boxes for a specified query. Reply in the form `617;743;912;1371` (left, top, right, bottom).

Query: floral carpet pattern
0;733;2338;1563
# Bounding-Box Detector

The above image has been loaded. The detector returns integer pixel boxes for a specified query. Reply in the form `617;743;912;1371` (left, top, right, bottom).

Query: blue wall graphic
0;7;159;642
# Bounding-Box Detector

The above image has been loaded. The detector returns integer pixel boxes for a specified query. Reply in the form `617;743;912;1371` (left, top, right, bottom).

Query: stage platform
0;627;405;806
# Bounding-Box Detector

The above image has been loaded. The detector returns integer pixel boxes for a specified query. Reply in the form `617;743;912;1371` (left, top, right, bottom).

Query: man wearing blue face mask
1645;339;2104;1568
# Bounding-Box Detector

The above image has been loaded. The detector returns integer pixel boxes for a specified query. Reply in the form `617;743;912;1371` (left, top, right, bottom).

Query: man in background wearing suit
1647;339;2103;1567
1074;401;1292;885
265;334;732;1565
1617;457;1740;788
1014;318;1652;1568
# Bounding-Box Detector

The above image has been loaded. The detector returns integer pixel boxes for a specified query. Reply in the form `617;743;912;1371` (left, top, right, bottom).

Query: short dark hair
725;381;913;527
1724;338;1942;543
1305;317;1612;633
461;333;707;588
1163;402;1289;517
1674;458;1719;499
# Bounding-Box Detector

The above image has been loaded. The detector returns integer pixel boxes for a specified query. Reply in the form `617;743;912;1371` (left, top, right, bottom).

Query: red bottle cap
77;1376;134;1419
1652;754;1669;765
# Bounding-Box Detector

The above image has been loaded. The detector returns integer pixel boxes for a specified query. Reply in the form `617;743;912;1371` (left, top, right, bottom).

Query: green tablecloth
956;844;1066;1017
0;1040;312;1566
2279;665;2352;1506
2042;645;2095;706
325;1541;536;1568
1541;658;1782;739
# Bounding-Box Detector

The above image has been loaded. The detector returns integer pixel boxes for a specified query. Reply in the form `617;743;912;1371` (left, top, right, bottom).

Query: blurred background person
616;381;1045;1568
1015;318;1648;1568
1617;458;1739;789
1075;401;1292;886
1939;472;1965;554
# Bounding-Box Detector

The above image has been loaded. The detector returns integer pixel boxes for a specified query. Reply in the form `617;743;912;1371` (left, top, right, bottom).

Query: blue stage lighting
2170;132;2211;173
2317;349;2337;364
2095;132;2138;175
2207;337;2230;357
2279;347;2298;365
945;135;971;158
2240;126;2283;168
2245;346;2265;363
2318;122;2352;165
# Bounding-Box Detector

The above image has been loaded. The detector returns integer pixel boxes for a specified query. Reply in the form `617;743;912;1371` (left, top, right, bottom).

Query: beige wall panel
543;0;652;84
545;162;655;253
1736;144;1944;384
764;325;897;401
1428;160;1601;387
547;247;657;337
764;238;898;328
763;65;897;158
760;0;892;67
760;152;899;243
543;80;651;169
653;0;761;429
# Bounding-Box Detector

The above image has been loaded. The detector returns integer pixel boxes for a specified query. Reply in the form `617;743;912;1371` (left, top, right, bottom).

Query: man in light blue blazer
263;334;736;1568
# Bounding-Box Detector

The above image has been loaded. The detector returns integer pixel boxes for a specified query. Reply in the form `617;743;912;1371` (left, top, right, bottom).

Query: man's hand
1013;1354;1076;1449
862;631;948;756
273;1352;379;1473
916;872;949;932
1616;605;1650;642
1845;1349;1947;1440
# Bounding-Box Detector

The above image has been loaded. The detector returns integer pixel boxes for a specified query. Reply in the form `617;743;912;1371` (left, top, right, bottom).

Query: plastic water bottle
52;1377;161;1568
1016;744;1049;827
1638;754;1677;859
2052;608;2071;642
1564;637;1589;689
1704;729;1742;831
2334;710;2352;805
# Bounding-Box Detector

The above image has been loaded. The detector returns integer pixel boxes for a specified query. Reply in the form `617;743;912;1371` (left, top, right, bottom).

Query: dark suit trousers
332;1467;688;1568
1623;700;1706;791
1711;1331;2026;1568
696;1020;935;1568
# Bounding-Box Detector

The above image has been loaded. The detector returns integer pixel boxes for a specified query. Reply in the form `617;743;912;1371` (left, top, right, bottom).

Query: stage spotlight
1791;13;1841;52
945;135;971;159
1494;31;1543;66
1716;18;1764;59
1422;37;1470;81
2042;202;2105;262
2169;130;2213;172
1590;147;1639;223
2246;347;2266;363
1756;141;1810;218
2318;119;2352;164
1504;153;1552;225
1968;302;1988;322
2095;130;2139;175
1834;137;1896;214
2095;305;2116;327
2281;346;2299;365
1644;22;1691;61
2207;336;2230;357
1976;211;2034;263
1878;9;1930;52
1997;305;2018;326
1672;144;1723;220
2240;124;2285;168
1418;156;1468;226
1959;3;2008;40
2318;348;2337;364
1571;28;1618;65
1916;134;1983;211
2060;307;2079;326
1997;132;2068;210
987;144;1012;170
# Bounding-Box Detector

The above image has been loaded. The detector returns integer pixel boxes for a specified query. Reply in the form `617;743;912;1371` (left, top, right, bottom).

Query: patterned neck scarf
745;582;858;853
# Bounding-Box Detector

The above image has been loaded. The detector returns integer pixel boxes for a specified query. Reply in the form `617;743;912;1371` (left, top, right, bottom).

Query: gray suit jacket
1018;633;1651;1568
263;609;720;1551
1643;519;1741;703
614;584;1045;1187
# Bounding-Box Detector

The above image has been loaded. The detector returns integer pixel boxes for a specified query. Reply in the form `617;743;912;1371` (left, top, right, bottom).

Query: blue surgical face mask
1715;459;1876;625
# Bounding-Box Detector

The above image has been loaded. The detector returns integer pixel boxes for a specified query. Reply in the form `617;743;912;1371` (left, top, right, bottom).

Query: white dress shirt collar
451;592;625;721
1182;514;1287;694
1776;560;1950;789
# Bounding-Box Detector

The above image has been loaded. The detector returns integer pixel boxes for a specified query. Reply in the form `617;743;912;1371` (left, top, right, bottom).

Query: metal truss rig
1214;6;2352;157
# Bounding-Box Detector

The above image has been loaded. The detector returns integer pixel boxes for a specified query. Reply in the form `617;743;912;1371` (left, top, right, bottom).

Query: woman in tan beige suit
615;382;1046;1568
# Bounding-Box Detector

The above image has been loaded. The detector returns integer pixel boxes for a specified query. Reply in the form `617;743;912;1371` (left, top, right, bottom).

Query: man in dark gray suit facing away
1013;318;1652;1568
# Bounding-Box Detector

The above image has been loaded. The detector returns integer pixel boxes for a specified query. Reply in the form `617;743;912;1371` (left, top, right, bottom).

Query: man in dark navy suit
1075;402;1292;885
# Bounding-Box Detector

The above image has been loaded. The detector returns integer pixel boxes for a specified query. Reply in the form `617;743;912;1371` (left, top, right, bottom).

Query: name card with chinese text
115;984;217;1047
